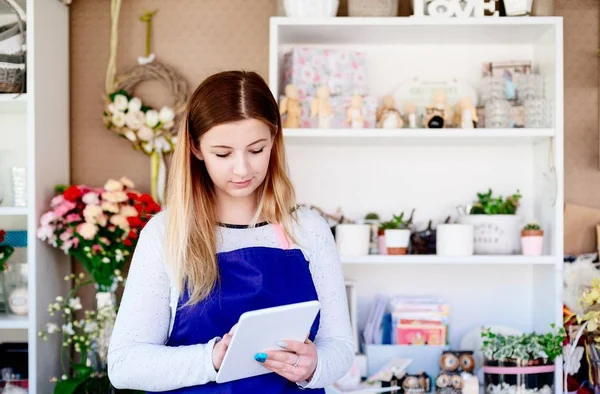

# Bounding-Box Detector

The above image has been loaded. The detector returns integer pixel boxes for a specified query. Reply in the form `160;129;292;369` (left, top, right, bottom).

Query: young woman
107;70;355;393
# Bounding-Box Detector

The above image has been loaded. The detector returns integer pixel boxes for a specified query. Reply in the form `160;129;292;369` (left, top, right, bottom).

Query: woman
107;70;355;393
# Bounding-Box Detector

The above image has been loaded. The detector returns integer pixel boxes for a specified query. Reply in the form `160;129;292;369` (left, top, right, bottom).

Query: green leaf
54;377;88;394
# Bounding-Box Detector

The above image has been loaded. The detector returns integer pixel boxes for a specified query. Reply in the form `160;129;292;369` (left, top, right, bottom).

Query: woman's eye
215;153;230;158
250;148;264;155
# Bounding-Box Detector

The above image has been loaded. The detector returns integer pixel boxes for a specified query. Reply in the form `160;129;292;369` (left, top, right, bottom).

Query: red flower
127;192;139;201
146;202;161;214
0;230;5;243
127;230;138;240
63;186;83;202
123;239;132;247
127;216;143;228
134;203;144;215
139;194;155;205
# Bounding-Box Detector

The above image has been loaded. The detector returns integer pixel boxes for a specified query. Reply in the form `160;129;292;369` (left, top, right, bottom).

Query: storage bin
365;344;448;379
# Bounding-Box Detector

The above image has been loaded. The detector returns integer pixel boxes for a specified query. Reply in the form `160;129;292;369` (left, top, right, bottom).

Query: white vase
436;224;474;256
283;0;339;17
384;229;411;255
335;224;371;256
457;214;521;255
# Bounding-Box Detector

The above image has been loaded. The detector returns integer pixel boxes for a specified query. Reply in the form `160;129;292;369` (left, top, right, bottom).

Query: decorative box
282;47;368;100
281;95;377;129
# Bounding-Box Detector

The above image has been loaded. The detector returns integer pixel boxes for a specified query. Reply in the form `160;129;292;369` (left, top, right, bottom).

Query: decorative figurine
403;102;418;128
377;95;404;129
279;84;301;129
436;350;477;394
311;84;333;129
424;90;451;128
453;97;478;128
347;94;365;129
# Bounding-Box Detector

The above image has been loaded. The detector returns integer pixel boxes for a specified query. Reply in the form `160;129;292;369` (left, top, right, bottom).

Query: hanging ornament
102;1;189;205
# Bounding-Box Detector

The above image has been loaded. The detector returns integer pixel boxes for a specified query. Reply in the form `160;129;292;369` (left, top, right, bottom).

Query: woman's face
196;118;273;200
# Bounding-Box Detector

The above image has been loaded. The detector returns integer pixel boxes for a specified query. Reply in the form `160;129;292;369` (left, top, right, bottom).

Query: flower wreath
103;61;188;157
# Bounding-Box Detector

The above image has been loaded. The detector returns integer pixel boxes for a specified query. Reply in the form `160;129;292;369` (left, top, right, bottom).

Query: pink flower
40;211;57;226
66;213;81;223
72;237;80;248
59;229;73;242
54;201;76;218
99;237;111;245
77;223;98;240
92;244;102;253
36;225;55;241
82;192;100;205
50;194;65;208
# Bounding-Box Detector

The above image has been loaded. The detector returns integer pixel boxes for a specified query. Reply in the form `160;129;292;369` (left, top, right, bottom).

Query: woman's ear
190;140;203;161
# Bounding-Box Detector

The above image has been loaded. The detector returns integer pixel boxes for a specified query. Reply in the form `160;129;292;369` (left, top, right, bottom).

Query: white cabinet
0;0;70;392
269;16;564;390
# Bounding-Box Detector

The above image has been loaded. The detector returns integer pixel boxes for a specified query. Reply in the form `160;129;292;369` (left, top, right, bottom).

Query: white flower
124;129;137;142
125;110;145;130
68;297;82;311
114;94;129;111
155;136;171;152
120;205;138;217
137;126;154;142
40;211;57;226
163;120;175;130
111;111;126;128
83;204;103;221
55;296;63;302
104;179;124;192
107;103;118;114
145;110;159;128
120;177;134;188
82;192;100;205
110;214;129;230
50;194;65;208
116;249;125;262
102;257;110;264
102;191;128;203
46;323;60;334
84;321;98;333
101;202;120;214
128;97;142;113
62;322;74;335
159;106;175;124
77;222;98;240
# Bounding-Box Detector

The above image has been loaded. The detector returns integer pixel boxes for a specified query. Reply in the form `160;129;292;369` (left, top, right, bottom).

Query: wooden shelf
340;255;558;265
282;128;555;145
0;314;28;330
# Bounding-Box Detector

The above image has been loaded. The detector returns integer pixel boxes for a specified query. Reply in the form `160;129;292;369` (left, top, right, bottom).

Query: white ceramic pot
457;214;521;255
436;224;474;256
283;0;339;17
384;228;411;255
335;224;371;256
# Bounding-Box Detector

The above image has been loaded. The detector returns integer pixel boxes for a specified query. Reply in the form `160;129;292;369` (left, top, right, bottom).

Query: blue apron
150;224;325;393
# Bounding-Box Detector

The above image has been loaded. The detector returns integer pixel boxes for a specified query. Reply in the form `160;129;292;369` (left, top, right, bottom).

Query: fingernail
276;341;287;348
254;353;268;363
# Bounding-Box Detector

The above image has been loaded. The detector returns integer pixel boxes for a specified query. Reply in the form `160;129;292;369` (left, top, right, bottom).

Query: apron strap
272;223;292;250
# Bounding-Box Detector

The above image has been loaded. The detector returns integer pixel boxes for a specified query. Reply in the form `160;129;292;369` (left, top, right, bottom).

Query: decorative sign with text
412;0;499;17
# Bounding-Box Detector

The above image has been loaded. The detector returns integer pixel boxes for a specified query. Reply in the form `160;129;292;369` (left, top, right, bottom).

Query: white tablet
215;300;321;384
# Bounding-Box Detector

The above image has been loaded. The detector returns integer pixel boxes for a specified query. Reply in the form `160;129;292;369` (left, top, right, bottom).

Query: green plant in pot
381;209;414;256
458;189;523;255
481;325;565;394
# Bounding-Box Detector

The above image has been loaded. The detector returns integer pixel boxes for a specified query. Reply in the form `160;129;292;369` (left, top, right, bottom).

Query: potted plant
521;221;544;256
380;210;414;255
481;325;565;394
458;189;522;255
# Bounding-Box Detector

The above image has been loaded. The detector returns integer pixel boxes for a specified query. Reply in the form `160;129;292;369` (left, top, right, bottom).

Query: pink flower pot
521;234;544;256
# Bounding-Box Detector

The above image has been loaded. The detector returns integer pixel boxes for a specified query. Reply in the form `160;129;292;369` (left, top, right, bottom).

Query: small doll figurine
459;97;478;128
424;90;451;128
347;94;364;129
376;95;404;129
279;84;301;129
311;84;333;129
403;102;418;128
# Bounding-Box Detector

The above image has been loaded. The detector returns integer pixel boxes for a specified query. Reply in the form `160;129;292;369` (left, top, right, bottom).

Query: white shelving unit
270;16;564;390
0;1;70;392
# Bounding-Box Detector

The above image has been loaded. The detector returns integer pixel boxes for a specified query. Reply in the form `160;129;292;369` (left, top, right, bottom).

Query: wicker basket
0;0;25;94
348;0;398;16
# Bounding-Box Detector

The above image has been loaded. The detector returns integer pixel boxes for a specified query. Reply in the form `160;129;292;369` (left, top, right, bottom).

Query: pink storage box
281;48;368;100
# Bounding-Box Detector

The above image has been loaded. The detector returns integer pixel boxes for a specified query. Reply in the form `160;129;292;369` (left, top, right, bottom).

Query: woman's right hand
212;324;237;371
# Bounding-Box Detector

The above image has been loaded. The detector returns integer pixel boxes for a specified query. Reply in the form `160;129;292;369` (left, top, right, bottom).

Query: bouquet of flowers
37;177;161;291
0;229;14;271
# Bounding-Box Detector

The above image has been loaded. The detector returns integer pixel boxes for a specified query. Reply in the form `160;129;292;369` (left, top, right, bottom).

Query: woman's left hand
257;338;318;383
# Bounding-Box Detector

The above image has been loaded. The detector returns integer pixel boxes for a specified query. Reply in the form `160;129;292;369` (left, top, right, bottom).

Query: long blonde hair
165;70;297;306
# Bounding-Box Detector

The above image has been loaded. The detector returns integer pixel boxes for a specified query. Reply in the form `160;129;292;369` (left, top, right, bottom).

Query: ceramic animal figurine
279;84;301;129
436;350;477;394
376;95;403;129
403;102;418;128
311;84;333;129
347;94;364;129
424;90;451;128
